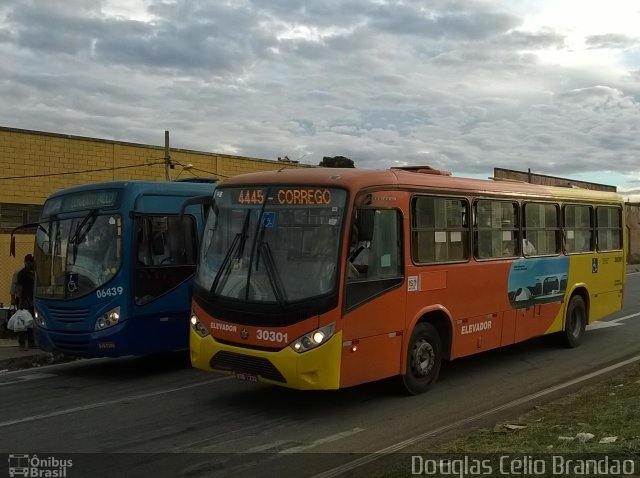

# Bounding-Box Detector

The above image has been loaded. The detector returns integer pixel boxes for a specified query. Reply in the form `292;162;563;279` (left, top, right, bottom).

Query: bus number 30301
96;286;124;299
256;329;288;343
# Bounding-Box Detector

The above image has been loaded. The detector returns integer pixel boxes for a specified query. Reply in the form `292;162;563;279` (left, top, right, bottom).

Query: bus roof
220;167;623;203
47;179;215;199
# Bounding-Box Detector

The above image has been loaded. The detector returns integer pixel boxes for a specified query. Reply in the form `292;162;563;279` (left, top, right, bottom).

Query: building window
0;203;43;232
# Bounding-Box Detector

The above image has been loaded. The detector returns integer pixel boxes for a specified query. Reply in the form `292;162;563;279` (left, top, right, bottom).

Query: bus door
341;208;405;387
131;196;203;351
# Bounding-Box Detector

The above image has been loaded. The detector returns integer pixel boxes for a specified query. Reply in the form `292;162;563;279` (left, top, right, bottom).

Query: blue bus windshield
35;214;122;299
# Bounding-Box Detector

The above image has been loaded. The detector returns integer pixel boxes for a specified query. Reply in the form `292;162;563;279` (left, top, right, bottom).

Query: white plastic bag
7;309;34;332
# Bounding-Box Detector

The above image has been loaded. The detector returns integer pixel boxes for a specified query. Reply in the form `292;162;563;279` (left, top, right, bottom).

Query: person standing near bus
15;254;36;350
9;264;21;308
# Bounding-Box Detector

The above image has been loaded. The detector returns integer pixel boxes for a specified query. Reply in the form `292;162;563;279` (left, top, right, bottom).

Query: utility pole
164;130;171;181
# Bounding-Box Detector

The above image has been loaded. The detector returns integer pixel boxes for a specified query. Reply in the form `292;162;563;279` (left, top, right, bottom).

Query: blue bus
31;180;214;357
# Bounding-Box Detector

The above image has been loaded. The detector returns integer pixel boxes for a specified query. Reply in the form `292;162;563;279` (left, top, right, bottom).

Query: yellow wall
1;234;34;307
0;126;309;304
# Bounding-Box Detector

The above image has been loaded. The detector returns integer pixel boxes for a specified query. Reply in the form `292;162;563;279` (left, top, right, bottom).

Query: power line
189;166;230;179
0;160;166;180
0;157;231;181
170;160;229;179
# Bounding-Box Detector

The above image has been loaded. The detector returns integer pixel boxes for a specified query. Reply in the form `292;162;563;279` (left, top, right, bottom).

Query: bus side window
347;239;370;279
411;196;469;264
165;217;192;265
134;214;198;305
151;231;168;265
345;208;404;310
347;209;374;280
136;220;151;265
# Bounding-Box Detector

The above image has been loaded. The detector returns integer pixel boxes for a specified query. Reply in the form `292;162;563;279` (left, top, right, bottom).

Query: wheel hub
413;339;435;377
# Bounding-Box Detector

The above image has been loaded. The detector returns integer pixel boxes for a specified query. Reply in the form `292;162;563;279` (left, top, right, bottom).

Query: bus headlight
291;323;335;353
95;306;121;331
191;313;209;337
34;309;47;329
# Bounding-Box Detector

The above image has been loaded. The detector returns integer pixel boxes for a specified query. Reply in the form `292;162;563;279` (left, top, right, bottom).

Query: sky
1;0;639;194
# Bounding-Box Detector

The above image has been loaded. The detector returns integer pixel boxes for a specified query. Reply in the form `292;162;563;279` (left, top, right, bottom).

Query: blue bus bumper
33;315;189;358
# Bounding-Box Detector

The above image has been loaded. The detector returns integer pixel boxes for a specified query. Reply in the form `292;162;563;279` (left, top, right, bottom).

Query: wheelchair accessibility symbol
263;212;275;228
66;273;79;293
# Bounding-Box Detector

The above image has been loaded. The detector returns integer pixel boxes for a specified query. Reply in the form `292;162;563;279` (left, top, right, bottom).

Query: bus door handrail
9;222;40;257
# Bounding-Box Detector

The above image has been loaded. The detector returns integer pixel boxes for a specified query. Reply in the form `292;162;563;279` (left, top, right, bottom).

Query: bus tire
401;322;442;395
561;295;586;348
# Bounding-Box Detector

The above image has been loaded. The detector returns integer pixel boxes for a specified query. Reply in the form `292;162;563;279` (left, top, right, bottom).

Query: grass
430;363;640;455
383;363;640;477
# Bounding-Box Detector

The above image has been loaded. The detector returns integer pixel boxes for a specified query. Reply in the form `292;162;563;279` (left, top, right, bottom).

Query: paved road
1;274;639;477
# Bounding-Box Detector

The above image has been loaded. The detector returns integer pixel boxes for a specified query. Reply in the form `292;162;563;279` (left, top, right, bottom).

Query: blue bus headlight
190;313;209;338
291;323;335;353
95;307;121;331
34;309;47;329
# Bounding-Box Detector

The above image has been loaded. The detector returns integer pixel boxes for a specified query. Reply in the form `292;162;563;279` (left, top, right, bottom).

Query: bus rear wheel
561;295;586;348
402;323;442;395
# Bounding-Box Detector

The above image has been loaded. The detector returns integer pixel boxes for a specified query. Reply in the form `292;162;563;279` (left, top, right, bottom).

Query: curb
0;352;76;372
0;353;55;372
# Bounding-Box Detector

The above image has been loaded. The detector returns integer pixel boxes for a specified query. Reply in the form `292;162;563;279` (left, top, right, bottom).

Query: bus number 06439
96;286;124;299
256;330;288;343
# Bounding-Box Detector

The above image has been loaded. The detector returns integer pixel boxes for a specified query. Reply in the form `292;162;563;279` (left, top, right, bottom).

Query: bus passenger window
134;214;198;305
151;231;169;265
523;202;560;256
596;206;622;251
345;208;403;310
347;239;370;280
564;204;593;254
473;200;518;260
523;237;537;255
411;196;469;264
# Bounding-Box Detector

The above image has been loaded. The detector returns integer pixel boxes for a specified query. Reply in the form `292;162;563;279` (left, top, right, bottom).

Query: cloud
585;34;639;49
0;0;639;190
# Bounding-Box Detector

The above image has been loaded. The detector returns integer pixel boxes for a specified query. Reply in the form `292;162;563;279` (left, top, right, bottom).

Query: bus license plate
235;372;259;383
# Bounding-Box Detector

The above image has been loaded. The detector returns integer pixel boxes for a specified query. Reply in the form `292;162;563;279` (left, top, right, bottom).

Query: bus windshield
196;186;347;303
35;213;123;299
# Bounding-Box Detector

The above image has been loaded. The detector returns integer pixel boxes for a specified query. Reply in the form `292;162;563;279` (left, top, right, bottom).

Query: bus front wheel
562;295;586;348
402;322;442;395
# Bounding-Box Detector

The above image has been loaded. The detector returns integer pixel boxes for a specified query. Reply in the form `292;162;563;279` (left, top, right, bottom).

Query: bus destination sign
43;190;120;216
235;188;333;206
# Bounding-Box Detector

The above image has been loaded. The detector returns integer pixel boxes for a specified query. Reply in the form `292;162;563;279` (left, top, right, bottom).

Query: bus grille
210;351;286;383
49;333;90;355
47;306;90;324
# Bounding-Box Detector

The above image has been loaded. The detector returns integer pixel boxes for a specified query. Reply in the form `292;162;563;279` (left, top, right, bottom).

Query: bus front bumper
34;318;187;357
34;321;131;357
190;328;343;390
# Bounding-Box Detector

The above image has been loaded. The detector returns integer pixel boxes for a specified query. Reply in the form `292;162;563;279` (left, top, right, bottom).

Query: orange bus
188;166;626;394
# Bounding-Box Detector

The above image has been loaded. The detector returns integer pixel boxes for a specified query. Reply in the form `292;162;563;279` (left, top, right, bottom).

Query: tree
318;156;355;168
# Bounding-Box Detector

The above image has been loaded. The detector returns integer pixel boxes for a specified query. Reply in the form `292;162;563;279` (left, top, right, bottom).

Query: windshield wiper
69;209;98;263
248;208;283;304
209;232;241;296
258;241;287;306
209;211;252;296
254;214;269;272
70;209;97;244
